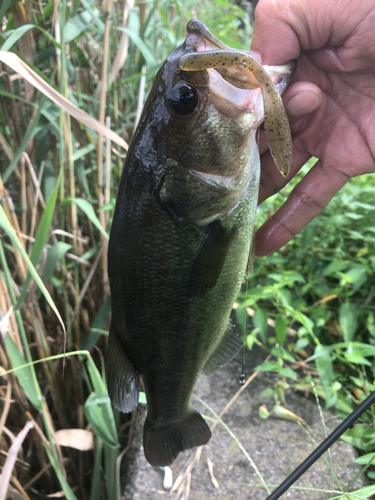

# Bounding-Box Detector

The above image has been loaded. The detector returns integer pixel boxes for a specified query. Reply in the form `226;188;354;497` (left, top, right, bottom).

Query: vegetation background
0;0;374;498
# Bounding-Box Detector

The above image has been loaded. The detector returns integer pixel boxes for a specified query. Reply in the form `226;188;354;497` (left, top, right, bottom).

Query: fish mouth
181;19;296;177
185;19;257;92
183;19;261;116
185;18;231;52
185;18;296;91
183;18;296;116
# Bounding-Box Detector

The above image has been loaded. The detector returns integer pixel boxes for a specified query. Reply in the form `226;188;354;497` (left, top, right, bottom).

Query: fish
106;18;296;467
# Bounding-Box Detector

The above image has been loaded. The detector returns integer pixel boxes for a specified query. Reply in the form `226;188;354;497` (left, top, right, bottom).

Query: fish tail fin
143;410;211;466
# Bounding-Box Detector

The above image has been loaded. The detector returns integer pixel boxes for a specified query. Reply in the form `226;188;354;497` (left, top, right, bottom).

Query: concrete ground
123;346;367;500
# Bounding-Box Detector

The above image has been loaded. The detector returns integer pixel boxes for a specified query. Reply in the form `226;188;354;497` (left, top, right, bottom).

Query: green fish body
106;19;295;467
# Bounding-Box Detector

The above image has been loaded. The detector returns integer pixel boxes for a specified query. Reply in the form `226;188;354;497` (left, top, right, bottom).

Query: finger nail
286;90;322;118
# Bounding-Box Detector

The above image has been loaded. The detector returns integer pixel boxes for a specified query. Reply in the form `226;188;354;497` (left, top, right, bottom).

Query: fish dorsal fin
106;325;141;413
202;321;243;375
189;222;237;297
245;233;255;278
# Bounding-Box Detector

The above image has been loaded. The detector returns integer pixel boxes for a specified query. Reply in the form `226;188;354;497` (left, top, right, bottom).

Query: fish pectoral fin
106;325;141;413
202;321;243;375
245;233;255;278
188;222;237;296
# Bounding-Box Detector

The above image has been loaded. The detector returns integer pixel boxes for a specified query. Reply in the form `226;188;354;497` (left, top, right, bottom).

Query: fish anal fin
106;325;140;413
143;410;211;467
189;222;237;297
202;322;243;375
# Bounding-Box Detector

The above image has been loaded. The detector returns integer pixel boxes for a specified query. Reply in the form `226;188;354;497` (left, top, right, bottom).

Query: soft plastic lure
179;50;292;177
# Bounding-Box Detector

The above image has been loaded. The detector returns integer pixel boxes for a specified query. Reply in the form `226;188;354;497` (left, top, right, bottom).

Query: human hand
252;0;375;256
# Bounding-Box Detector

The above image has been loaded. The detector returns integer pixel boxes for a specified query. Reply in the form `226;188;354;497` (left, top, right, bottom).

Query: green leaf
344;353;372;366
339;302;357;342
16;169;62;307
64;198;109;240
354;452;375;465
90;438;103;500
341;425;375;451
327;485;375;500
84;392;118;448
84;356;118;447
367;313;375;337
285;307;316;337
253;308;267;343
322;259;348;277
275;315;288;345
139;392;147;404
1;23;62;52
352;201;375;211
81;0;104;30
40;242;72;287
2;24;34;51
314;344;334;386
80;297;111;351
270;346;295;362
6;332;41;409
0;205;65;333
258;405;270;419
295;337;309;351
73;143;96;161
117;27;156;67
0;0;13;21
254;361;298;380
235;303;249;336
64;9;100;43
258;388;275;399
245;330;257;350
334;393;353;415
244;286;273;301
45;446;79;500
340;264;367;291
43;1;54;19
2;97;46;182
0;0;23;20
277;288;292;307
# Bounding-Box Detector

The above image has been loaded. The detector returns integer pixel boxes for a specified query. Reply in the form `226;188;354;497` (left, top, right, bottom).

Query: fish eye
168;83;198;115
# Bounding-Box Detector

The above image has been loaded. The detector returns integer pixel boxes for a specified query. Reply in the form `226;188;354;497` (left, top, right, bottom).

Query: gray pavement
123;347;367;500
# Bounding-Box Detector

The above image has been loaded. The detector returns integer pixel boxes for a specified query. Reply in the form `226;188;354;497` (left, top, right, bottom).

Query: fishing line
265;389;375;500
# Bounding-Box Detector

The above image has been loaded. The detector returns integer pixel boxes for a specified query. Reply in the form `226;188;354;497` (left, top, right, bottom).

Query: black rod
265;390;375;500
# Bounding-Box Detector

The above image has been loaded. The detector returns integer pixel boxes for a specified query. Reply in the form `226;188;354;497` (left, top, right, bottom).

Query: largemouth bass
106;19;295;467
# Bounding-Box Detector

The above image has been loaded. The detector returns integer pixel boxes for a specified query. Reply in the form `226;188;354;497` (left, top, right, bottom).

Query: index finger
251;0;301;64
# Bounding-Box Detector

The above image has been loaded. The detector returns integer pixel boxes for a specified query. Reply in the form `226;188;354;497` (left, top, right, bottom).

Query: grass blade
65;198;109;240
2;97;45;182
16;168;62;307
0;51;129;150
0;205;65;334
0;420;34;500
5;333;41;409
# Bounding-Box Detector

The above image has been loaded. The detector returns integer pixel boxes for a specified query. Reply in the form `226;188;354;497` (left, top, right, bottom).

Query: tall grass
0;0;374;498
0;0;249;497
236;163;375;484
